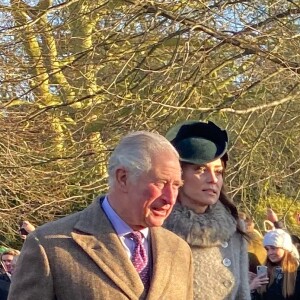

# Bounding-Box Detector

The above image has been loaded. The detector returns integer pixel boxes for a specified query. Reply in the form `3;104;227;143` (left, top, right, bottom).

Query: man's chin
145;215;167;228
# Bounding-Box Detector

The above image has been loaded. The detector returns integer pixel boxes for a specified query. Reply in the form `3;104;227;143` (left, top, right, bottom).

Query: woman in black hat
164;121;250;300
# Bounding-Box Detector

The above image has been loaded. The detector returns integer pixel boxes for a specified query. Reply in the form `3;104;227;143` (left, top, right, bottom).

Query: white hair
108;131;179;187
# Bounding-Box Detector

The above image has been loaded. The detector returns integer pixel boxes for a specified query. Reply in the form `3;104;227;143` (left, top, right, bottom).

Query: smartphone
257;265;268;276
19;228;28;235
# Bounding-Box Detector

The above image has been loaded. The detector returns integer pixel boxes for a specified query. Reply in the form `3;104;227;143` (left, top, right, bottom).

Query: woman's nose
207;170;218;183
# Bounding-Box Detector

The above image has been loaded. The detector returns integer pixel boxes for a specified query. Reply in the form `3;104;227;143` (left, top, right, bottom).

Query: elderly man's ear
115;168;129;192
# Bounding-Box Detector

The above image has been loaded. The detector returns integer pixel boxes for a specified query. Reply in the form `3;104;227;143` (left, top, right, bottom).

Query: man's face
121;151;182;230
1;254;14;273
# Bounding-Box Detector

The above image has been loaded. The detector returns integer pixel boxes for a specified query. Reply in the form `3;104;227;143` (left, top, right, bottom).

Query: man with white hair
9;131;193;300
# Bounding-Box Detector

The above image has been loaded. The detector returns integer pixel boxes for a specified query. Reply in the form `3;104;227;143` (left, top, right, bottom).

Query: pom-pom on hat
263;229;293;252
166;120;229;166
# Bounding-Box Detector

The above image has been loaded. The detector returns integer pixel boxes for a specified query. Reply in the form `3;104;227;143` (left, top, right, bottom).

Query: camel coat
8;198;193;300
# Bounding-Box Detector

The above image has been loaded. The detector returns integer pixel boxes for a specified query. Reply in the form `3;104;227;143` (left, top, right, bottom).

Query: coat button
223;258;231;267
221;241;228;248
223;280;233;287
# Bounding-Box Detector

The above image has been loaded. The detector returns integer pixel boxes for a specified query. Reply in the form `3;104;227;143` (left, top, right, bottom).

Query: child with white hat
251;229;300;300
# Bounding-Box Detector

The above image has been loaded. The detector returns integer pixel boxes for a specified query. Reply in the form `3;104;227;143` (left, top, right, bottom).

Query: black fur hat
166;120;228;165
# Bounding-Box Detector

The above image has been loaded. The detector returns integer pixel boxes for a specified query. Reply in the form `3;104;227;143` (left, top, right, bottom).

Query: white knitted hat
263;229;293;252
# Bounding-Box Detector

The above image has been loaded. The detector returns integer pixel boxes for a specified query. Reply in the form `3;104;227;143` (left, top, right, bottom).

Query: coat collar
71;197;143;299
164;200;237;247
71;196;175;299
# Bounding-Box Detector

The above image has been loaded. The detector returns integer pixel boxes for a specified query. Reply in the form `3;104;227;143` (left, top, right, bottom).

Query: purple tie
129;231;150;288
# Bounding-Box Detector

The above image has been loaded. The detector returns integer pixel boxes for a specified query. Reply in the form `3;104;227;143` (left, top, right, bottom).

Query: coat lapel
147;227;174;300
71;198;144;299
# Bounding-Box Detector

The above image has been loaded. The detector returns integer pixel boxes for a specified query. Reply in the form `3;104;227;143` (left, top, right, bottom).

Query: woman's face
265;245;285;263
179;158;224;213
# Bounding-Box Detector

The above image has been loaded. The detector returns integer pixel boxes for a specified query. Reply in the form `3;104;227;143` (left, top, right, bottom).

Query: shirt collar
101;196;149;239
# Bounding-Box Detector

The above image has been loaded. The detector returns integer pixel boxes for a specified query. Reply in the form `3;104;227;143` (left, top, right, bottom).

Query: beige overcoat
8;198;193;300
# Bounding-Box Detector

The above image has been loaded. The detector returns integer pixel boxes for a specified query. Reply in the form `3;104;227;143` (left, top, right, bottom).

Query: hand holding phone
257;265;268;277
250;268;269;290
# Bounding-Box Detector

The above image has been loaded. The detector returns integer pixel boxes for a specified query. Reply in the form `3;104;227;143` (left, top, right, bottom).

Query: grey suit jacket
8;198;193;300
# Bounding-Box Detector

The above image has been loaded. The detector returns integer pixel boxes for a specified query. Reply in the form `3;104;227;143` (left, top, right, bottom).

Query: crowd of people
0;121;299;300
241;209;300;300
0;221;35;299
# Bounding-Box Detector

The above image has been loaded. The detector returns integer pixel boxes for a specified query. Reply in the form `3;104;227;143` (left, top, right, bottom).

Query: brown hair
219;186;247;237
218;160;247;237
260;250;299;297
1;249;20;260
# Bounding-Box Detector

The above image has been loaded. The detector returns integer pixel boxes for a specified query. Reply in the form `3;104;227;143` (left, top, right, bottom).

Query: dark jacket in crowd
0;279;10;300
252;267;300;300
0;272;10;300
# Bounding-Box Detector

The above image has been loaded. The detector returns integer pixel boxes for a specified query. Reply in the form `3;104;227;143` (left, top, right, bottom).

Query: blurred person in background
0;250;20;282
265;208;284;230
0;279;9;300
290;235;300;259
244;215;267;274
19;221;35;240
251;229;300;300
264;208;299;260
9;255;19;276
0;250;20;300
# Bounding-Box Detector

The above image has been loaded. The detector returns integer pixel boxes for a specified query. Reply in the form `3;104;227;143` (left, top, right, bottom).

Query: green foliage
240;194;300;237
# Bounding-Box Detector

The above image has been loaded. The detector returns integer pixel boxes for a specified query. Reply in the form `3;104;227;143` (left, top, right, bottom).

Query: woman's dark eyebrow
201;164;223;168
